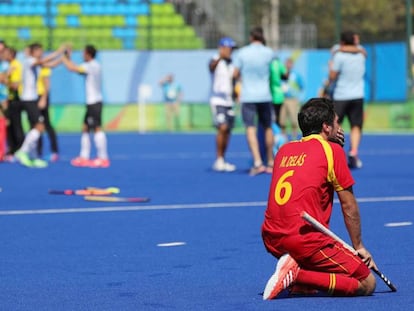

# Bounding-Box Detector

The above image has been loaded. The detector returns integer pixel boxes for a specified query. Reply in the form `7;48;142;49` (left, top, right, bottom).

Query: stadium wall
27;42;409;132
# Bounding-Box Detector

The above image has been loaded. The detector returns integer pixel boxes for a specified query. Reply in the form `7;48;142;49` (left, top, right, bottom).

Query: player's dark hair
85;45;97;58
250;26;266;44
340;30;355;45
298;97;335;137
29;42;42;53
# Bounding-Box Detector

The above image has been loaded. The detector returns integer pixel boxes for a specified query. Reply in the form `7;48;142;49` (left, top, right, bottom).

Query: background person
159;74;182;132
269;56;288;154
329;30;366;169
36;58;62;162
233;26;274;176
280;57;304;141
0;41;9;161
209;37;237;172
4;46;24;160
14;43;63;168
62;44;110;168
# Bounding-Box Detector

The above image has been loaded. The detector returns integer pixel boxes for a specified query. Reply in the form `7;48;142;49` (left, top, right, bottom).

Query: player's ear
322;122;331;133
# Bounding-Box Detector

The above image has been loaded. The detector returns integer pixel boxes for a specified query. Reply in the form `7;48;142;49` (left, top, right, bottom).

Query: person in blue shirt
159;74;182;131
329;30;366;169
233;27;274;176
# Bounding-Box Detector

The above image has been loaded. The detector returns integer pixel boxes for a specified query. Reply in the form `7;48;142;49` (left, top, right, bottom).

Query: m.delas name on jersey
279;152;307;168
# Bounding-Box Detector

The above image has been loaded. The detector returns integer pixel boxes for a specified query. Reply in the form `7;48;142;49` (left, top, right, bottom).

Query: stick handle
301;211;397;292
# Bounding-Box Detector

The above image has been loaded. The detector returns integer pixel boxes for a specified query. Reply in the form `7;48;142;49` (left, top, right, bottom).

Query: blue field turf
0;132;413;310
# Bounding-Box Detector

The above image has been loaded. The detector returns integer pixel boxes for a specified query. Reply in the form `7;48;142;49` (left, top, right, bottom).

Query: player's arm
336;187;377;269
42;57;63;69
329;66;338;83
338;45;367;57
62;54;84;74
38;44;66;66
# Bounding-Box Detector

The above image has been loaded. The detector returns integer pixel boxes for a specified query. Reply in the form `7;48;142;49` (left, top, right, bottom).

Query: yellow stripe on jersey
37;67;51;95
78;66;86;74
301;134;343;191
328;273;336;295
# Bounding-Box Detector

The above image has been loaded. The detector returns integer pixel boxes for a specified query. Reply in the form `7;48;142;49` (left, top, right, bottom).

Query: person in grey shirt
329;30;366;169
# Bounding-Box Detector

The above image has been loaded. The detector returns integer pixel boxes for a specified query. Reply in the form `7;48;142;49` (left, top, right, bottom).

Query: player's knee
358;273;376;296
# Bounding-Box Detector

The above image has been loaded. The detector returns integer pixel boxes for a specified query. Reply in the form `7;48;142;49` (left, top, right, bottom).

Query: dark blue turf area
0;132;413;310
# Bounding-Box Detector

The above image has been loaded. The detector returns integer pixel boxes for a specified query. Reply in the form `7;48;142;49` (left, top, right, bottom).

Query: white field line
0;195;413;217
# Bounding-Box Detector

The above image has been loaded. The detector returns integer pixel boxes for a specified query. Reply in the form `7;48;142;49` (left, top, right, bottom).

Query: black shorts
211;105;235;129
84;102;103;130
333;98;363;128
22;100;44;126
241;102;272;128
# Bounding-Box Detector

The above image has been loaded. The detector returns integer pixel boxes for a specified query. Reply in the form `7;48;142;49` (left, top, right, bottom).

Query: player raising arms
14;43;64;168
262;97;377;299
62;44;110;168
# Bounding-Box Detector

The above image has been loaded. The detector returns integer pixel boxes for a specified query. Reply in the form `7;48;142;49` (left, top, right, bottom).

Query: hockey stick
84;195;150;203
301;211;397;292
49;187;119;196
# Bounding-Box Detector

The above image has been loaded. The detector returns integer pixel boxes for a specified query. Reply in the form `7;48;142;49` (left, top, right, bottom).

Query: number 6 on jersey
274;170;294;205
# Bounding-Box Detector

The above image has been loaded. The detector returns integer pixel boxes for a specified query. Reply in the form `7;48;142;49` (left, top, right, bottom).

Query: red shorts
297;242;370;281
263;231;370;281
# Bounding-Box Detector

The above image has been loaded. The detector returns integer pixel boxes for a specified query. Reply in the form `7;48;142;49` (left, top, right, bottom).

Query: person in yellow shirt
3;46;24;158
37;64;60;162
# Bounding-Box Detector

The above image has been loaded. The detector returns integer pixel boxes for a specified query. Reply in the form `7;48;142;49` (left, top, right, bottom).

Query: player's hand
336;127;345;146
38;97;47;109
328;127;345;147
356;247;378;270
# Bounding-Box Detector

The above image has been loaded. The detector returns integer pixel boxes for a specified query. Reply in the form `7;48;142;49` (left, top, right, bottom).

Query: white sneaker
263;254;300;300
212;158;236;172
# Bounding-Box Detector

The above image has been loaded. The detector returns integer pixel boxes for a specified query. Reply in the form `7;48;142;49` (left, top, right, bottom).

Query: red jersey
262;134;354;259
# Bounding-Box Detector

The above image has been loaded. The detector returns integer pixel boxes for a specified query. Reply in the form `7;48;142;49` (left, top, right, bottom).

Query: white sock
80;132;91;159
19;128;40;154
94;131;108;159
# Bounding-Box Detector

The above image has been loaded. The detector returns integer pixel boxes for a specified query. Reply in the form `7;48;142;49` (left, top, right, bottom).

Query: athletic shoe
348;153;363;169
32;158;48;168
14;151;33;168
89;158;110;168
212;158;236;172
49;153;59;162
70;157;91;167
249;165;266;176
263;254;300;300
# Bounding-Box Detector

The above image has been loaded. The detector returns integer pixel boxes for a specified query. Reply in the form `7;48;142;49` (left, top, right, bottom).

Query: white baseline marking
0;195;413;217
157;242;186;247
384;222;412;227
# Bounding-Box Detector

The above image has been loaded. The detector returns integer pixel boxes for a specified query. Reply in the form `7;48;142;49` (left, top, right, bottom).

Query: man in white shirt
62;45;110;168
15;43;63;168
209;37;237;172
